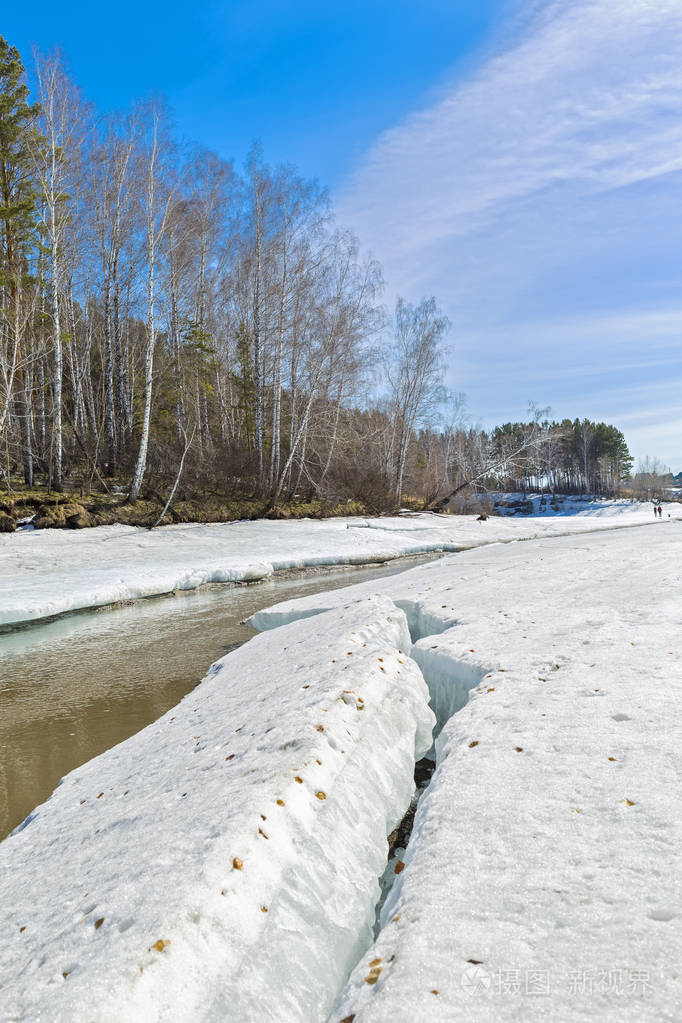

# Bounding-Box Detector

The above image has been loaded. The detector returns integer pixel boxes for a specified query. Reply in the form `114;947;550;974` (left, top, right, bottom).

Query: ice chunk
329;525;682;1022
0;595;434;1022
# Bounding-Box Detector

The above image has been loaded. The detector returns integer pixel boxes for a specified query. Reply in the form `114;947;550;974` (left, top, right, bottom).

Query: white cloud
336;0;682;468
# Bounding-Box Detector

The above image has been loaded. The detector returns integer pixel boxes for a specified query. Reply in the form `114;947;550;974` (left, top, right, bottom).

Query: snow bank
0;596;434;1023
491;494;676;518
254;526;682;1021
1;505;674;628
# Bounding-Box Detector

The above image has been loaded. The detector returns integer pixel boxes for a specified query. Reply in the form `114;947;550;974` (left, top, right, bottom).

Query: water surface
0;558;433;840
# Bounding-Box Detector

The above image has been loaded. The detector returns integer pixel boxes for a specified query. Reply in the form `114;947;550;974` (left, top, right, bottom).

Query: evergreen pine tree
0;36;42;484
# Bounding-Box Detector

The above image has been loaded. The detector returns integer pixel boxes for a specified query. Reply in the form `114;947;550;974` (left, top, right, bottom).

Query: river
0;557;435;841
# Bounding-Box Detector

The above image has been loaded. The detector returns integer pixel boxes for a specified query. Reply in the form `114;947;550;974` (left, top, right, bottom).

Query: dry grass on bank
0;481;376;532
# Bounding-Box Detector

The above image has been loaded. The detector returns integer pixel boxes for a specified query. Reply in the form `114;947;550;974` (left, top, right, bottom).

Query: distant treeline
488;418;633;496
0;37;632;513
412;416;633;510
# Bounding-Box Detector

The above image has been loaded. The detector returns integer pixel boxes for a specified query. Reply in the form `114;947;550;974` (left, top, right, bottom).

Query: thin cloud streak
337;0;682;468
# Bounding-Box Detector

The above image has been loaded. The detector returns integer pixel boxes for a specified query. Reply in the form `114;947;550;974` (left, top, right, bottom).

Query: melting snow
316;527;682;1023
2;506;681;1021
0;597;433;1022
1;502;676;628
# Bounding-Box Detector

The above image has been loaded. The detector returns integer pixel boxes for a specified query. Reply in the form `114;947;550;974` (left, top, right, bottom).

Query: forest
0;37;634;527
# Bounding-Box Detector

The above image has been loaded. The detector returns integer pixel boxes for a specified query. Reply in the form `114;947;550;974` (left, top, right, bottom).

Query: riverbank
0;551;439;637
2;522;680;1021
253;523;682;1020
1;596;434;1022
0;557;436;841
0;503;674;630
0;487;372;532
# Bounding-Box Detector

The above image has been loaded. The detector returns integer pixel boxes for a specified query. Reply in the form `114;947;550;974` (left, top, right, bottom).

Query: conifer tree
0;36;42;482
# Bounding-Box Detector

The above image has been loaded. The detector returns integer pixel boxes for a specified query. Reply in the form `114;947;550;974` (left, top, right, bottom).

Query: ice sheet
326;525;682;1022
0;597;434;1023
1;502;674;628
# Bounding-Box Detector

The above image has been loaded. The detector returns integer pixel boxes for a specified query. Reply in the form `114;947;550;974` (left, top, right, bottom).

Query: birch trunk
102;276;116;472
130;112;166;503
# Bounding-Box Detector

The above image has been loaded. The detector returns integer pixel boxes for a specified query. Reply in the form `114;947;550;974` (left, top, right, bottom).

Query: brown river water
0;557;434;841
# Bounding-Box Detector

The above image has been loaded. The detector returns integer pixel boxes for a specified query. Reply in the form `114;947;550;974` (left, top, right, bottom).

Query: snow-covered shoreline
0;597;433;1022
255;524;682;1022
0;501;674;629
2;506;681;1020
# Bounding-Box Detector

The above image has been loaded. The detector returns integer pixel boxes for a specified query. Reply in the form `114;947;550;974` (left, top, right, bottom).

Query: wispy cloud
337;0;682;466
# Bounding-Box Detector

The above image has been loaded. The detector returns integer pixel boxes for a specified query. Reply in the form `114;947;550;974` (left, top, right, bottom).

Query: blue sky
4;0;681;468
4;1;507;185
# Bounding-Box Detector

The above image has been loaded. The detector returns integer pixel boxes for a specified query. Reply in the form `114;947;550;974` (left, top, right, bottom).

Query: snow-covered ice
0;596;433;1022
256;525;682;1022
3;507;682;1021
491;493;655;517
0;501;675;628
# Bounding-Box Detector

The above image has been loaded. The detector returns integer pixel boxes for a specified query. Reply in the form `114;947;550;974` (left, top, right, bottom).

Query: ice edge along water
252;525;682;1023
248;585;491;1017
0;595;435;1023
2;511;680;1022
0;501;671;629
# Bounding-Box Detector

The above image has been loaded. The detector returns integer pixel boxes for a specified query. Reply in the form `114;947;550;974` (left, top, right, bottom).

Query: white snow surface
0;501;676;628
4;508;682;1022
0;596;434;1022
256;524;682;1022
491;492;654;516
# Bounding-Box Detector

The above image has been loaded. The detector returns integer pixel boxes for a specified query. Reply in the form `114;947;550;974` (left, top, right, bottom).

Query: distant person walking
658;505;663;518
654;504;658;518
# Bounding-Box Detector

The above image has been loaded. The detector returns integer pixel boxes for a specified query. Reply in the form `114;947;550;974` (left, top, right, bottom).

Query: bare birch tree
386;296;449;505
33;50;90;488
129;104;176;502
